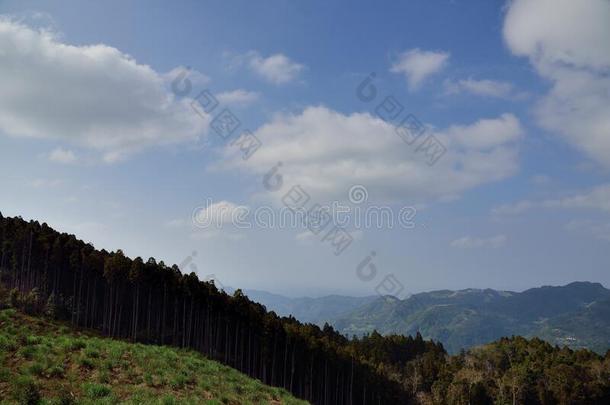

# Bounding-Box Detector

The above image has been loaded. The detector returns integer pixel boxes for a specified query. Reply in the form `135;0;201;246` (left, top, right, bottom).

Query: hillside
4;310;610;405
248;282;610;354
332;282;610;353
0;213;416;404
0;308;306;404
2;214;610;404
241;290;376;325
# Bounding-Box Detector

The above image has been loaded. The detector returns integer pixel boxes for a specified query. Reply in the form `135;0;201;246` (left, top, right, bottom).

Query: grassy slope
0;309;308;405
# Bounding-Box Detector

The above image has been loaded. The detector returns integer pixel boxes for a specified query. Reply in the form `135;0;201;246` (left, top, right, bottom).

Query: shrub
43;293;59;319
79;356;95;369
84;382;111;398
53;391;75;405
13;376;41;405
25;335;42;346
48;365;65;378
25;362;44;376
144;372;154;387
0;335;16;351
161;395;177;405
7;288;20;308
170;373;187;389
0;308;17;321
68;338;86;351
23;288;41;314
18;345;37;360
0;366;10;382
98;369;110;384
84;347;100;358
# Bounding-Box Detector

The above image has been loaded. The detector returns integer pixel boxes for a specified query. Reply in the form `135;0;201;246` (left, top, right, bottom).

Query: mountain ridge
245;281;610;354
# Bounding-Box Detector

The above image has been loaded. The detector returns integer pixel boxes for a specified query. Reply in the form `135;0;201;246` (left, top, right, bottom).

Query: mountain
333;282;610;353
3;214;610;404
242;289;377;324
249;282;610;354
535;297;610;354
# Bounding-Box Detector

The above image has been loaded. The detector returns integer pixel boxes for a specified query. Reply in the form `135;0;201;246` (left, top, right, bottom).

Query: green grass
0;309;308;404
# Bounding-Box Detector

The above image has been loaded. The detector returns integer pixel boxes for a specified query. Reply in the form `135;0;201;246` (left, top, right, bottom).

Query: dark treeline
2;213;610;404
0;213;444;404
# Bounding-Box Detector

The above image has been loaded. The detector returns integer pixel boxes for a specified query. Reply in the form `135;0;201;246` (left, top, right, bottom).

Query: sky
1;0;609;297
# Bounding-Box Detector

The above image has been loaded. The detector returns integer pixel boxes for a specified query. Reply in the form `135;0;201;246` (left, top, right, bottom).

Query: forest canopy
1;213;609;405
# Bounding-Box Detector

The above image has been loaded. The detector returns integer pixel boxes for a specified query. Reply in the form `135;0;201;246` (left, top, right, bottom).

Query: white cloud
190;230;246;241
217;89;260;105
565;220;610;242
64;196;79;204
220;106;523;204
530;174;551;185
390;48;449;90
450;235;507;249
29;178;64;188
229;51;304;84
492;184;610;216
444;78;518;99
503;0;610;168
193;200;249;228
0;19;208;162
165;66;210;87
442;113;522;150
492;200;537;216
295;231;315;243
559;185;610;212
504;0;610;71
48;147;77;164
296;229;362;243
164;219;187;228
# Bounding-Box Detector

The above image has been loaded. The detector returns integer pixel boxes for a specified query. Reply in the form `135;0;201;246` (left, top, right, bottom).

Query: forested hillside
0;213;440;404
332;283;610;354
0;308;306;404
2;213;610;404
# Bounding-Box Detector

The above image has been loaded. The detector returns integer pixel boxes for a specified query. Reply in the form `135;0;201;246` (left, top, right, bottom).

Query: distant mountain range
241;289;377;324
245;282;610;354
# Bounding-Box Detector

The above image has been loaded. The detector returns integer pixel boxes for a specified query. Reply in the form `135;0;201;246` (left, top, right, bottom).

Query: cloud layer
193;200;249;228
492;184;610;216
217;89;260;105
444;78;518;99
228;51;304;85
222;106;523;204
391;49;449;90
48;147;77;164
451;235;507;249
503;0;610;168
0;19;207;162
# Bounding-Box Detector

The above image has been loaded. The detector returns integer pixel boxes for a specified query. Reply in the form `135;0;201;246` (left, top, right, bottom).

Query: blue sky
1;0;609;297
